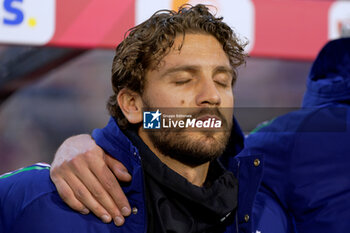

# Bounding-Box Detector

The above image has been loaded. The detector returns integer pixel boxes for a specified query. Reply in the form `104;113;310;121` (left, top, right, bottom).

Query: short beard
144;105;232;167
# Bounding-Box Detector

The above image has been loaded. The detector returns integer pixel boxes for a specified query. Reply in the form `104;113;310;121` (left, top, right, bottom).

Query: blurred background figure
0;0;349;173
245;38;350;233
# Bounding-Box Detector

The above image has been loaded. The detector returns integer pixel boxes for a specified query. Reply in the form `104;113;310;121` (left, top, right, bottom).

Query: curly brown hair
107;4;247;128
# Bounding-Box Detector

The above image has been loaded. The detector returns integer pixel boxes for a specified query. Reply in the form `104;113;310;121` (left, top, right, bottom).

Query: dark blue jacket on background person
244;38;350;233
0;115;263;233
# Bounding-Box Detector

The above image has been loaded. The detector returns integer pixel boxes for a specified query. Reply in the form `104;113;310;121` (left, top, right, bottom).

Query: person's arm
50;134;132;226
0;163;53;232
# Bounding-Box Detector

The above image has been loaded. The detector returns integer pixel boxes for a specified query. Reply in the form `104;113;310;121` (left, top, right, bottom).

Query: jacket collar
92;117;140;173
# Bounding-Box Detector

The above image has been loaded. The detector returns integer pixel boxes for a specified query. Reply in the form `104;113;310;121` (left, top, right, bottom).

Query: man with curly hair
0;5;261;233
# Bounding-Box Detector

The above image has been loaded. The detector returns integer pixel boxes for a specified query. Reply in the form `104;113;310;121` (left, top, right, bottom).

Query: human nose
195;77;221;106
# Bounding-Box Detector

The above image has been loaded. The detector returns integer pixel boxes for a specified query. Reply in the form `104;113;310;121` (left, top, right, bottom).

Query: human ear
117;88;143;124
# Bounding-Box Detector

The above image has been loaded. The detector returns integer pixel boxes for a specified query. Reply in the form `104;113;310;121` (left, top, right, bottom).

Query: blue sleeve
287;131;350;232
0;164;54;233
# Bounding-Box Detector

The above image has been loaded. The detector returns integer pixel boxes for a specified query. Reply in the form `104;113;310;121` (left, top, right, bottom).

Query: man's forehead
155;33;231;69
171;33;221;51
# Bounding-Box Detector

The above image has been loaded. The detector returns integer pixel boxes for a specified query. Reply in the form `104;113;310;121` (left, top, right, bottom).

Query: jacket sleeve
0;164;53;233
287;122;350;232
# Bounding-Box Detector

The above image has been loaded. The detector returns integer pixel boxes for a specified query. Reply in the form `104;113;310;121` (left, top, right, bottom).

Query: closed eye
215;80;229;88
174;79;191;85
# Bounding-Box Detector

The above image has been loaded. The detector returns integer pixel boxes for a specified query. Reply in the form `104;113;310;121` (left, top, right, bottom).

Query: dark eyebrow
161;65;236;84
213;66;234;78
162;65;234;76
213;65;236;85
161;65;200;77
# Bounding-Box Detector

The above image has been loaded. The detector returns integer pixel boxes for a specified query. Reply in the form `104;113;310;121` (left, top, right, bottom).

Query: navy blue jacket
245;38;350;233
0;116;263;233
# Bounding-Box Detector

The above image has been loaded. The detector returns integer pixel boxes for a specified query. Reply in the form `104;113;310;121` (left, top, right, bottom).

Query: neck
138;128;209;187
